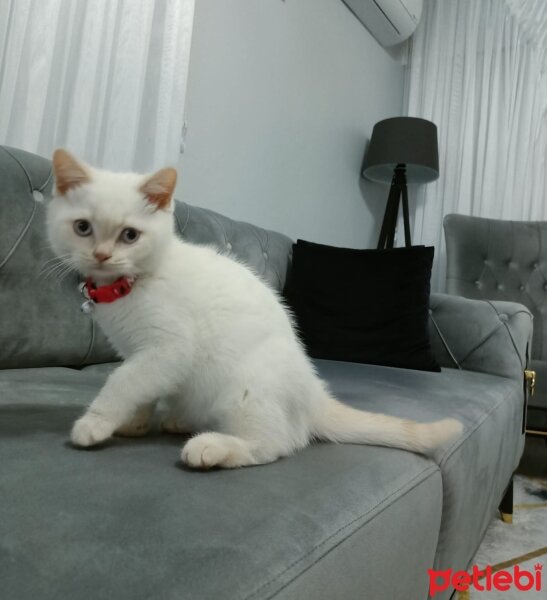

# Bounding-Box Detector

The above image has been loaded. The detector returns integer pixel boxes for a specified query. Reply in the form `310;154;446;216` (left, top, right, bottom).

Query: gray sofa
0;146;533;600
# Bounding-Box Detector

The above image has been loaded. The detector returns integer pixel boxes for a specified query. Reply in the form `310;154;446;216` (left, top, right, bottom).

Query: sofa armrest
429;293;533;381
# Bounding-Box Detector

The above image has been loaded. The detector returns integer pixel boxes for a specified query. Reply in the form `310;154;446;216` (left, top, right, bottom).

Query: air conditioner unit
342;0;423;47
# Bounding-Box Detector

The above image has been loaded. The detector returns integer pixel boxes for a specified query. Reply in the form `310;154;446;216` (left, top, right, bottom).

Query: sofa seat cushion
313;359;525;591
0;365;442;600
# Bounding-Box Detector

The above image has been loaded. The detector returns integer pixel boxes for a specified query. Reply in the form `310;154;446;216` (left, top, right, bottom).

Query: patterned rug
461;475;547;598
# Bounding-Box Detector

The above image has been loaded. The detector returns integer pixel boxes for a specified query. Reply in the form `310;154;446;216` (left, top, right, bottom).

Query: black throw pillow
284;240;440;372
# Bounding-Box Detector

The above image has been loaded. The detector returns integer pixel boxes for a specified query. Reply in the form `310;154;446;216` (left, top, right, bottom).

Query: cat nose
93;251;112;263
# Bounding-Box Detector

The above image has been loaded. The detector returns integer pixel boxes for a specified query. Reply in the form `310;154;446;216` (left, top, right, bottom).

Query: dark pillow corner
284;239;440;373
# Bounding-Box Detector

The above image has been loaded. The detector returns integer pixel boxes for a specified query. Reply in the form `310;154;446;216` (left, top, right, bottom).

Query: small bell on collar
81;299;95;314
78;281;94;314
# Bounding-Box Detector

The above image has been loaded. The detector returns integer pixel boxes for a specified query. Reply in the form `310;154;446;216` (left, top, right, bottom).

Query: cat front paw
71;413;115;447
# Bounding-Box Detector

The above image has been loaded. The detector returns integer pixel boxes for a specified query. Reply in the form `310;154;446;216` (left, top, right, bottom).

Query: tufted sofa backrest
0;146;293;369
172;202;292;292
444;213;546;359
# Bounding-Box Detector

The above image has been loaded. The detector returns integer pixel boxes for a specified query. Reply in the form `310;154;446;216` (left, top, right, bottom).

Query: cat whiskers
39;256;77;283
57;263;77;283
41;263;72;282
39;255;69;277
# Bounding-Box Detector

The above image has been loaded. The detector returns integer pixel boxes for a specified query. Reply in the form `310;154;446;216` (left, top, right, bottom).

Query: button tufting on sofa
171;201;292;292
444;212;547;434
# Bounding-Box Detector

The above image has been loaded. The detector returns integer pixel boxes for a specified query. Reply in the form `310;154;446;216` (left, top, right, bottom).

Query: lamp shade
363;117;439;184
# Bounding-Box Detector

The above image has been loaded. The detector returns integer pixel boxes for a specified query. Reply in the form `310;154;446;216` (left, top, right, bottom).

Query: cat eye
120;228;140;244
73;219;93;237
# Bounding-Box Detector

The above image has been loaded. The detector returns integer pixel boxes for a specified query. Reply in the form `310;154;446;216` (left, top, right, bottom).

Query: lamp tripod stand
377;164;411;250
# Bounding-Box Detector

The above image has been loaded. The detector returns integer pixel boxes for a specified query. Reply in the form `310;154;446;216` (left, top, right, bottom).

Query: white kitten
47;149;462;469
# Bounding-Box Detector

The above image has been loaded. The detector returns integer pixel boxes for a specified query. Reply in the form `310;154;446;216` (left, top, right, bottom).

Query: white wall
177;0;405;248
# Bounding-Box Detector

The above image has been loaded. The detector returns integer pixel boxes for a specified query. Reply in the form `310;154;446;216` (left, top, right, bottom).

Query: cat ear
52;149;91;195
140;168;177;210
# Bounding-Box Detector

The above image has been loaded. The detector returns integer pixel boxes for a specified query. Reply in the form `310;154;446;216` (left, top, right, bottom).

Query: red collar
84;276;135;304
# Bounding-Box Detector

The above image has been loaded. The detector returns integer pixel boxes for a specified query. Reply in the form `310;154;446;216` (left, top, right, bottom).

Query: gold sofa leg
524;369;536;396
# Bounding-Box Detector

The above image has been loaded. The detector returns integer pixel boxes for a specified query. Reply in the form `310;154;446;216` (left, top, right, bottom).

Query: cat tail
314;397;463;456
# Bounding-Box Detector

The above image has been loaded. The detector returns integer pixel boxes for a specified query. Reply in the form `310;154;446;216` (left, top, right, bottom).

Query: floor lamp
362;117;439;249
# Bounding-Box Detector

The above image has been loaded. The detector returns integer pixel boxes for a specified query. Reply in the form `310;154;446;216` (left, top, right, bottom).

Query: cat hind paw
181;432;256;469
181;435;229;469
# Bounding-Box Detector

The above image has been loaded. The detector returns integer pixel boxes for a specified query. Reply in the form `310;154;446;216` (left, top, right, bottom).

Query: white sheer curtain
405;0;547;290
0;0;194;171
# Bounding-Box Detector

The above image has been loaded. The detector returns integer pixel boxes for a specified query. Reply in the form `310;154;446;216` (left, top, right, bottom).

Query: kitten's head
47;149;177;282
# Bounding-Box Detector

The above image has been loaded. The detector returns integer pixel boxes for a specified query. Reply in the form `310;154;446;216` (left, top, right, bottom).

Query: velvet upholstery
1;359;525;600
444;213;547;430
0;148;534;599
313;360;525;583
1;364;444;600
429;293;532;383
0;146;116;368
173;200;293;292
